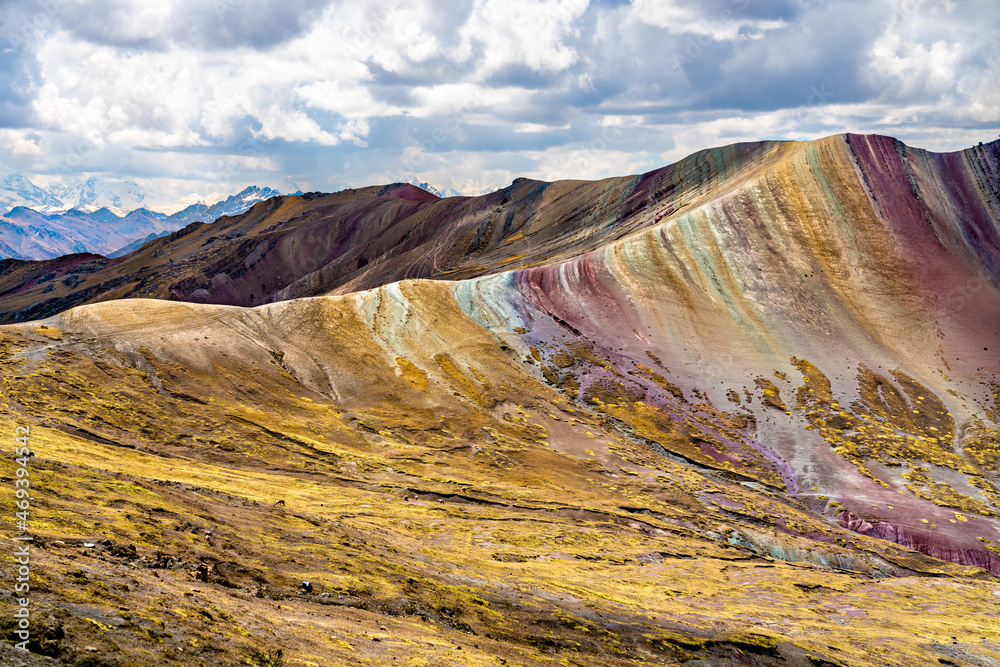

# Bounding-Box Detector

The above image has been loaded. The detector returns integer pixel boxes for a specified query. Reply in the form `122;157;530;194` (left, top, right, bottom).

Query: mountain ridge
0;136;802;320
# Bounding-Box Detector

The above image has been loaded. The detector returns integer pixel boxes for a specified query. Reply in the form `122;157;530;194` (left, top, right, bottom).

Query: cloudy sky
0;0;997;208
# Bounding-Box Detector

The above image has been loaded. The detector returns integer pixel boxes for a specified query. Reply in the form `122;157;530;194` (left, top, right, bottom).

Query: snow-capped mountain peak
0;172;65;213
412;181;466;198
225;185;281;208
48;176;148;214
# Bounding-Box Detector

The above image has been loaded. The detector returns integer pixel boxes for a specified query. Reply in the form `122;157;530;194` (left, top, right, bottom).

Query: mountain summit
47;176;149;215
0;171;65;212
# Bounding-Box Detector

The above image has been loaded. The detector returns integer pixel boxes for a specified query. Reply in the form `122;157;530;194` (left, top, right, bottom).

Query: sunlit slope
2;282;999;665
455;133;1000;572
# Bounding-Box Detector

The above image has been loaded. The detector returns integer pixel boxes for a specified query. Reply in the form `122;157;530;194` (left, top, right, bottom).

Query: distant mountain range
412;181;468;198
0;170;154;216
0;178;286;260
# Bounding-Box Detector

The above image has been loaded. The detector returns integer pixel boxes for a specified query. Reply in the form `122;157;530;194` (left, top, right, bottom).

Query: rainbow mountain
1;133;998;666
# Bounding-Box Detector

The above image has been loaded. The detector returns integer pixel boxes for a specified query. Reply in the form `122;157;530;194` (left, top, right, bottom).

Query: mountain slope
2;285;997;666
0;206;171;260
1;133;999;665
466;133;1000;571
0;140;796;320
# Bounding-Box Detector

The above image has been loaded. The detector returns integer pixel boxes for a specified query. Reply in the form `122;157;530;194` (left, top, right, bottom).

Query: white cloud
0;0;994;207
0;130;42;157
631;0;787;40
514;122;569;133
86;1;173;43
457;0;588;74
868;31;962;99
599;115;644;128
28;21;389;150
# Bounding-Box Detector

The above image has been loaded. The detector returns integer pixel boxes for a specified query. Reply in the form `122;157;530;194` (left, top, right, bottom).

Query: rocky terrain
1;133;999;666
